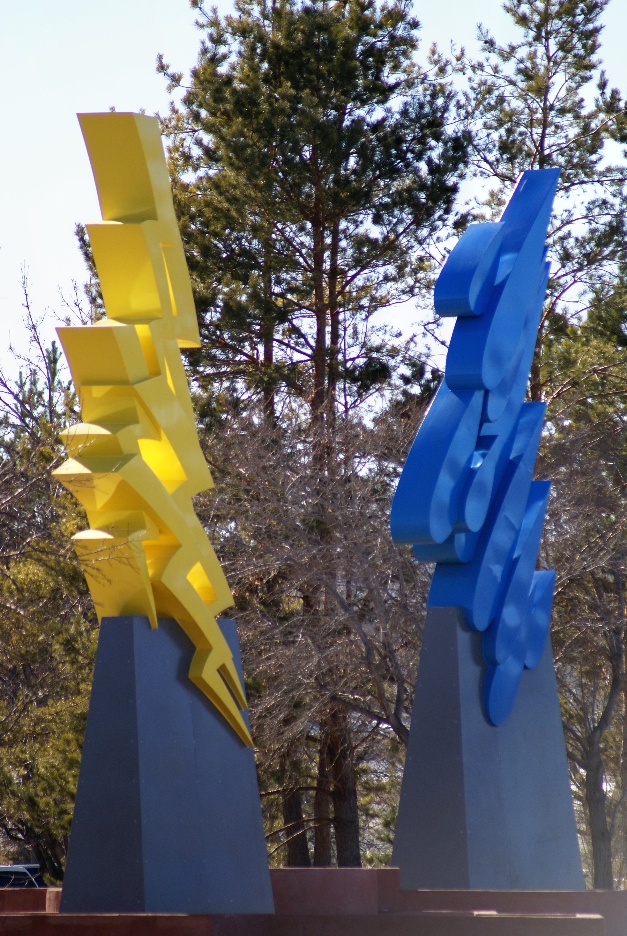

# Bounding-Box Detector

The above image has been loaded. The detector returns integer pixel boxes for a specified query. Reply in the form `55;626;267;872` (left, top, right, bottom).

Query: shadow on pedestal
61;616;274;914
392;607;584;890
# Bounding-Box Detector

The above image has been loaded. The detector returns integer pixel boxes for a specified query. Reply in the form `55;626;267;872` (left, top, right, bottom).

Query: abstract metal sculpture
391;169;558;727
57;113;273;913
54;113;251;746
390;170;584;890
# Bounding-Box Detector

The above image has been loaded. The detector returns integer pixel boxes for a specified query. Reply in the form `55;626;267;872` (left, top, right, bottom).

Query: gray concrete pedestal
392;607;584;890
61;616;274;914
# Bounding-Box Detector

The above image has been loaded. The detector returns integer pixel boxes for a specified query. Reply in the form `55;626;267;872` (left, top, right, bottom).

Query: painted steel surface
54;113;251;745
391;170;559;725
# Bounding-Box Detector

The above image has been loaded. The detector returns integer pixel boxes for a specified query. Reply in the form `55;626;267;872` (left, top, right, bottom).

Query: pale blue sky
1;0;626;369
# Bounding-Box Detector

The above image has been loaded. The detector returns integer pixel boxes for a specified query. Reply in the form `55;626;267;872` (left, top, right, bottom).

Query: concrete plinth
60;616;273;915
392;607;584;890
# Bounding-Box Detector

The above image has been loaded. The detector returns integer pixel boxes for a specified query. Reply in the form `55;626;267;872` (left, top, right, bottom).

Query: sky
2;0;627;373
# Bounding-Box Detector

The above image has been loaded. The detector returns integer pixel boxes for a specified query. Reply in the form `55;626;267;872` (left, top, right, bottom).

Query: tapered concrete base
61;616;274;914
392;607;584;890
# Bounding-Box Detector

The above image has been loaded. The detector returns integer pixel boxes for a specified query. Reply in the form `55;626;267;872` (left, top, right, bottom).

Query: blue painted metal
390;169;560;726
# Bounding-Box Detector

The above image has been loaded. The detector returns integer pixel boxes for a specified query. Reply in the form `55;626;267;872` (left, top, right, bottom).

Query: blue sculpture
391;169;559;726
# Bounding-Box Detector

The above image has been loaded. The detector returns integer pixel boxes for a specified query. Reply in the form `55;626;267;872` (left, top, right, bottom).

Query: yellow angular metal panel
77;112;167;224
78;112;200;347
86;222;169;321
54;112;252;746
72;530;159;628
57;323;153;387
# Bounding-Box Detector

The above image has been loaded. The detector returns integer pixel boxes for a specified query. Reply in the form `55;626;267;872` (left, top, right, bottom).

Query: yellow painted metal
54;113;252;746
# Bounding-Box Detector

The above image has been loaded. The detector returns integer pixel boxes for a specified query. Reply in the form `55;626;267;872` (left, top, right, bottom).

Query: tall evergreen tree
157;0;467;865
0;308;96;880
460;0;627;399
159;0;467;427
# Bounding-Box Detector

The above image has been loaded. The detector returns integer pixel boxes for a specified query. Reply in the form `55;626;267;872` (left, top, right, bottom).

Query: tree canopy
158;0;468;427
0;303;96;880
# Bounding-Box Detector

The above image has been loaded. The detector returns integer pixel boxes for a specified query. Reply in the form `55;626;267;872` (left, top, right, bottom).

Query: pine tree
158;0;468;427
0;307;96;880
157;0;467;865
460;0;627;400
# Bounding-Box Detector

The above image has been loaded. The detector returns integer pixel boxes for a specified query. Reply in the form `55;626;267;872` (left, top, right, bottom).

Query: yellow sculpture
54;113;252;746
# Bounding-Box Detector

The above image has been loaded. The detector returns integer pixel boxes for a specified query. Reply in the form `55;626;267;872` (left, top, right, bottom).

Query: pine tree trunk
586;730;614;889
620;680;627;884
529;337;543;402
327;220;340;426
261;237;276;427
311;172;327;451
326;707;361;867
314;738;333;866
282;786;311;867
